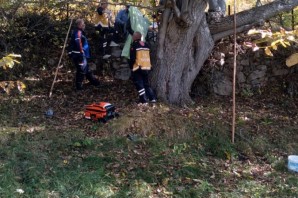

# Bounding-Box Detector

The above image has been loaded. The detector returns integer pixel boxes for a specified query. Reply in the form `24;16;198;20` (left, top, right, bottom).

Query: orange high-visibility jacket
94;7;111;28
130;40;152;71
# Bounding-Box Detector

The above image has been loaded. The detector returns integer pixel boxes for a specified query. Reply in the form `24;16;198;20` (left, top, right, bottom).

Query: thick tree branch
170;0;181;18
169;0;195;27
209;0;298;39
212;21;264;41
181;0;189;13
157;8;171;59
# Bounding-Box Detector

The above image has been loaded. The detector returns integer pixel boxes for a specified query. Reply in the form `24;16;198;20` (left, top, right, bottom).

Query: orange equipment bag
84;102;118;122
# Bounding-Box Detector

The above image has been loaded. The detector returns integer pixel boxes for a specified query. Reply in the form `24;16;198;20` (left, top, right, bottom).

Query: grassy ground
0;75;297;197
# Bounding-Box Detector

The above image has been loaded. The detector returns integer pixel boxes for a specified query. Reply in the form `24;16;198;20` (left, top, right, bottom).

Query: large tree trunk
152;0;214;105
152;0;298;105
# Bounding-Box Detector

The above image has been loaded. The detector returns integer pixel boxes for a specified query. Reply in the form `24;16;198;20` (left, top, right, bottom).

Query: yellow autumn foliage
246;28;298;67
0;54;21;70
0;54;26;94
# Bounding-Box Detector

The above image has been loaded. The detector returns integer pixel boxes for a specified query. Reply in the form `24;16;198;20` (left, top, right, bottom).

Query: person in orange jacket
94;0;119;59
129;32;156;104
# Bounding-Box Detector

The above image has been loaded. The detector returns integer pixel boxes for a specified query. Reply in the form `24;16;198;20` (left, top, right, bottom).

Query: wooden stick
49;18;73;98
232;0;237;143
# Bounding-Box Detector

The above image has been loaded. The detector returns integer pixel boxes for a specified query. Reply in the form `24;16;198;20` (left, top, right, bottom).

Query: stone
237;72;246;83
237;65;244;71
240;59;250;66
247;69;266;81
119;63;129;68
114;68;131;80
112;62;121;69
213;72;233;96
121;58;128;64
257;65;267;71
111;49;122;58
272;68;289;76
251;79;261;86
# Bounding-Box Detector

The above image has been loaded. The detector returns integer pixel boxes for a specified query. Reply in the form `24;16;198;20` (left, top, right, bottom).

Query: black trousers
114;22;127;43
72;56;99;90
132;69;156;103
96;26;118;56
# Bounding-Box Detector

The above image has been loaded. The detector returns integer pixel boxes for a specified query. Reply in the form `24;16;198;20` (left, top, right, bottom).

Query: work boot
149;99;157;103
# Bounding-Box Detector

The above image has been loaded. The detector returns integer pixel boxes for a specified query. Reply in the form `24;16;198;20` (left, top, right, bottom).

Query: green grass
0;126;215;197
0;96;297;197
1;124;297;197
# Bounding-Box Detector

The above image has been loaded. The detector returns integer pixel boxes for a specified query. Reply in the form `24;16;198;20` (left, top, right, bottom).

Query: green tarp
121;6;151;59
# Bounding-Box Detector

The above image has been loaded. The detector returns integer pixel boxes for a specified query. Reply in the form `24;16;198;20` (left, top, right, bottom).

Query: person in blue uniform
69;19;100;90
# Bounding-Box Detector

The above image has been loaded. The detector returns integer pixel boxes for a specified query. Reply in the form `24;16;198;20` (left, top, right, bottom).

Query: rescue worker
121;6;151;59
115;4;130;42
94;0;118;59
129;32;156;104
69;19;100;90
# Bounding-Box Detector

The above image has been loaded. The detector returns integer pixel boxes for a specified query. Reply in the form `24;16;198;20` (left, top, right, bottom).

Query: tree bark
152;0;298;105
152;0;214;105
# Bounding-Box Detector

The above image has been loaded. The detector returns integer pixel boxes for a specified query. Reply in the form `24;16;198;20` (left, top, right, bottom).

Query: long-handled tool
49;18;73;98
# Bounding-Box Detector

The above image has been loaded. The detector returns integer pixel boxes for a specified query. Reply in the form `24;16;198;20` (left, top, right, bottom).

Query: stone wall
193;43;298;97
92;38;297;98
93;31;157;81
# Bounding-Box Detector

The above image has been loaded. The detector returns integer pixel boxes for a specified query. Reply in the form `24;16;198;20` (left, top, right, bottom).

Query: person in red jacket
129;31;156;104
